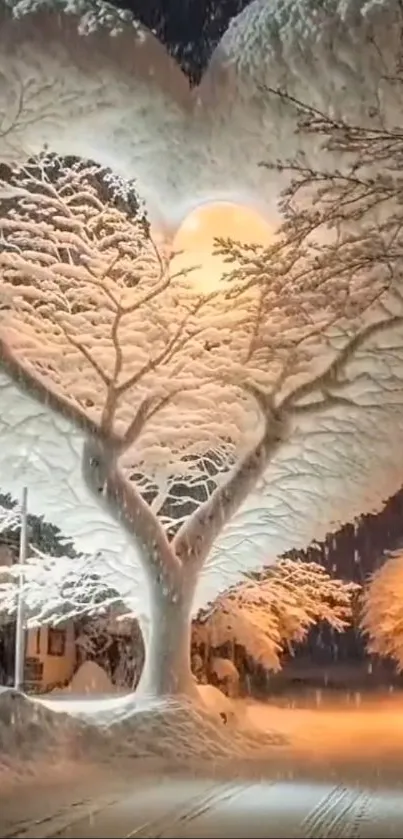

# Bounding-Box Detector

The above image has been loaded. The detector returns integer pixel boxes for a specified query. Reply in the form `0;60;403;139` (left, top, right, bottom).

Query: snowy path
2;776;403;838
2;692;403;838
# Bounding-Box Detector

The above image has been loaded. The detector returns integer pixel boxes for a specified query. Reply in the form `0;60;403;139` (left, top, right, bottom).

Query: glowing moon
170;202;273;293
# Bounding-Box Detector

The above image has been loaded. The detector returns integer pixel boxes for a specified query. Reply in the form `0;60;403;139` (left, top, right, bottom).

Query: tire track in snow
302;785;371;838
349;792;372;839
1;798;89;839
126;780;257;838
2;796;120;839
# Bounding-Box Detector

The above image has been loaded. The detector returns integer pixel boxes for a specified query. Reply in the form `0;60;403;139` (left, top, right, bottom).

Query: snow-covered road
2;776;403;838
2;690;403;838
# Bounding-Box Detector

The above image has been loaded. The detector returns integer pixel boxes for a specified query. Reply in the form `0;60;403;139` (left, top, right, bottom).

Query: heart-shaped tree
0;150;398;699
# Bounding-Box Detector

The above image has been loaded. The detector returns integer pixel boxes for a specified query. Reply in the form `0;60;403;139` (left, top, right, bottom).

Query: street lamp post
14;487;28;692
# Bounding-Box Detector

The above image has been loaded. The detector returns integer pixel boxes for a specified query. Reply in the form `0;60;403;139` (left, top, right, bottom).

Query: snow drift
52;661;118;696
0;686;91;786
0;687;286;788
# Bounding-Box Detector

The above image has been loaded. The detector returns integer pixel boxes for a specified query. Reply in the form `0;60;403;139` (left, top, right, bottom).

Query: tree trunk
137;574;200;699
81;441;201;700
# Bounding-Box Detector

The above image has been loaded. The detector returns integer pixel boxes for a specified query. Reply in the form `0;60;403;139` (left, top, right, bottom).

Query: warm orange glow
170;202;273;293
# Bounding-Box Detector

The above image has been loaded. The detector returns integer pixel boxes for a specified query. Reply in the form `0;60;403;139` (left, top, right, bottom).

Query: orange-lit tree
196;559;359;673
360;551;403;671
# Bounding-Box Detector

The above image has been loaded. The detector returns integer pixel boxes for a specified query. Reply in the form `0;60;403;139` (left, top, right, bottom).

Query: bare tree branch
281;315;403;415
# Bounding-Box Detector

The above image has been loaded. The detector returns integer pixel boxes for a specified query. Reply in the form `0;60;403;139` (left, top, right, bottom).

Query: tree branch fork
1;298;402;598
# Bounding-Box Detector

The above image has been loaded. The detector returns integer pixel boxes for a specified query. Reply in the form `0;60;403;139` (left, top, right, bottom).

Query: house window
25;657;44;684
47;628;66;657
35;629;41;655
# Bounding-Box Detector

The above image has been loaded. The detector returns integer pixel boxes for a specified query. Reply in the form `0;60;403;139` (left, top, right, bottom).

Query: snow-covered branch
196;559;359;672
0;499;21;533
280;314;403;415
0;547;124;627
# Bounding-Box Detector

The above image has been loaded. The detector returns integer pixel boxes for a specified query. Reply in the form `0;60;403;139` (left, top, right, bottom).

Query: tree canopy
196;559;359;672
360;551;403;671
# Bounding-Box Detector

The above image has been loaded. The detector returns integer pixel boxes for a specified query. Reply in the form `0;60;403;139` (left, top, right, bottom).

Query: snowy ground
1;688;403;837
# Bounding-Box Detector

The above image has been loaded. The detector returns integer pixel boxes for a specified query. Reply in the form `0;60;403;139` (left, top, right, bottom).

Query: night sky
114;0;253;83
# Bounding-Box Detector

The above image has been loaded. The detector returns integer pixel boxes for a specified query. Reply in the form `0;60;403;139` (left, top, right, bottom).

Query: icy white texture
0;0;402;617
